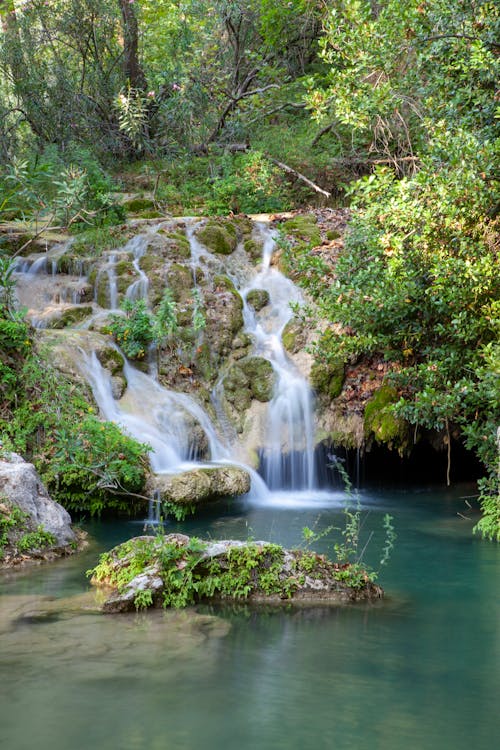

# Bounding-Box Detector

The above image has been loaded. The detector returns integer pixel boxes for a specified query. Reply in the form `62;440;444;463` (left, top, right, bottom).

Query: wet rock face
0;453;79;566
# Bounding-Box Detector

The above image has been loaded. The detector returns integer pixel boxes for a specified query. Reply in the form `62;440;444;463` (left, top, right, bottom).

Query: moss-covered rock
364;384;410;453
151;466;251;508
244;236;264;262
90;533;383;613
282;214;321;246
282;317;307;354
167;263;193;303
196;221;237;255
239;356;275;402
246;288;270;311
310;358;345;400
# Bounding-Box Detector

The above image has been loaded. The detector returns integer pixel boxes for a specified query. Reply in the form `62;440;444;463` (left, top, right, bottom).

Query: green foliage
0;145;123;227
0;502;29;559
0;500;56;558
307;0;499;163
0;327;149;516
108;290;180;360
44;416;149;516
108;299;156;360
17;526;57;553
206;151;290;215
302;460;397;586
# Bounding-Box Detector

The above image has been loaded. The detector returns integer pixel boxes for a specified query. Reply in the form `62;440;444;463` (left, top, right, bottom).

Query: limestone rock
151;466;251;507
0;453;81;567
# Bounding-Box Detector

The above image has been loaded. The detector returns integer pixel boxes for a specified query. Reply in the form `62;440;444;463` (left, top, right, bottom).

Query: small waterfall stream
239;224;317;490
15;217;330;508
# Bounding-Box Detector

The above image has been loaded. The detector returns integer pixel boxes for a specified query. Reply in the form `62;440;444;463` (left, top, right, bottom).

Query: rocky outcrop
149;466;251;508
91;533;383;613
0;453;82;567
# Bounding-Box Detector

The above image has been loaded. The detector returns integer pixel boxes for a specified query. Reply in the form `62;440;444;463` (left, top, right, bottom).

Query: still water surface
1;485;499;750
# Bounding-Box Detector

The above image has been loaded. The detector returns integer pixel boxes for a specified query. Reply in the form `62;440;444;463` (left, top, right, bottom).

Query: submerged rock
0;453;84;567
90;534;383;613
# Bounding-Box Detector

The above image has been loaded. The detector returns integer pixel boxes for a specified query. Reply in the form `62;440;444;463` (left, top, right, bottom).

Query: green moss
123;197;155;212
282;214;321;246
244;237;264;262
246;288;270;311
96;347;125;377
282;318;306;354
239;356;275;401
326;229;341;240
163;230;191;259
137;210;163;219
364;384;410;452
310;358;345;399
167;264;192;302
196;221;237;255
50;305;93;328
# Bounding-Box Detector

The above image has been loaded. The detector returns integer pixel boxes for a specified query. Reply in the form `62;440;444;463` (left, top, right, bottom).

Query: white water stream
239;224;317;490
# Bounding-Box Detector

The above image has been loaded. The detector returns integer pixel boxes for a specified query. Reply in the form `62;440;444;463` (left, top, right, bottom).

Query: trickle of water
124;234;152;301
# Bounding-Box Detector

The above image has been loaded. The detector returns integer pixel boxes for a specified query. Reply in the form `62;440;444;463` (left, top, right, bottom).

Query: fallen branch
265;155;331;199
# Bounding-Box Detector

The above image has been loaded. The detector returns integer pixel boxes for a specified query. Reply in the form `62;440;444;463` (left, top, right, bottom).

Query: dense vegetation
0;1;498;537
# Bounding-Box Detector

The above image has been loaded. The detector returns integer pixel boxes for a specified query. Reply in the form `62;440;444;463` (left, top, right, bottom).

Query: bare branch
265;155;331;199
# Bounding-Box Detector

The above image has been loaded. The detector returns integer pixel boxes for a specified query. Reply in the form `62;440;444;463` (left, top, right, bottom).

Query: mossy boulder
246;288;270;311
167;263;193;303
223;365;253;411
96;346;127;398
364;384;410;453
282;317;307;354
282;214;321;246
163;230;191;259
196;221;237;255
239;356;275;402
244;236;264;262
310;358;345;400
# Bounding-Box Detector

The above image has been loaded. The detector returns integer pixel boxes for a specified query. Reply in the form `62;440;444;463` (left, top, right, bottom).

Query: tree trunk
117;0;147;90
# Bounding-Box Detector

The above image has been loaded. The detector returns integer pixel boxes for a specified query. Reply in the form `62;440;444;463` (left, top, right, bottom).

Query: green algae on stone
244;236;264;262
123;197;156;213
282;317;307;354
50;305;94;328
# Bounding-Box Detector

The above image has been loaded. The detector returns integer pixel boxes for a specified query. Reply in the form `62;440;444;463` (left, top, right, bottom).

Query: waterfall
239;224;317;490
16;217;328;510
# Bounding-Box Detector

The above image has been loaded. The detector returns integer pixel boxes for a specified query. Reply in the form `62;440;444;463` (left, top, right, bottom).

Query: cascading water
238;224;317;491
15;217;333;511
